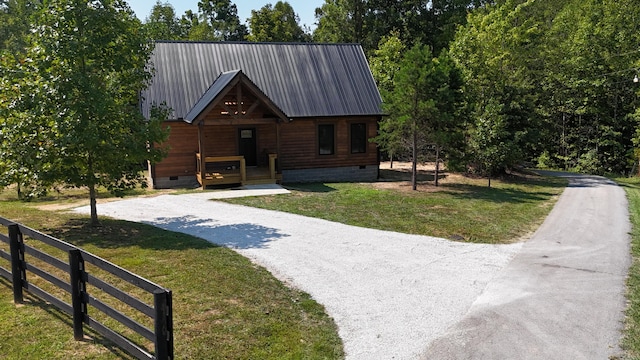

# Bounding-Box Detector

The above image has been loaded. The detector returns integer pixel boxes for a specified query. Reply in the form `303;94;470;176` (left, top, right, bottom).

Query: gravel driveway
75;174;631;359
74;187;522;359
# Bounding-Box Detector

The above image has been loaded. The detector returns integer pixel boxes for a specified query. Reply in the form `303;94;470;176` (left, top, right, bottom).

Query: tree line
2;0;640;225
327;0;640;185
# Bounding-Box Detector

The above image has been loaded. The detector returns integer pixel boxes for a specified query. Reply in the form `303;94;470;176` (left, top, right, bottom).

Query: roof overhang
183;69;289;124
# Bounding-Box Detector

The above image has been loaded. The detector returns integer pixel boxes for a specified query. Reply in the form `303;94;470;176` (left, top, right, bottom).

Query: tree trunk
488;174;491;188
434;145;440;187
89;182;98;226
88;155;99;226
412;128;418;191
390;153;394;169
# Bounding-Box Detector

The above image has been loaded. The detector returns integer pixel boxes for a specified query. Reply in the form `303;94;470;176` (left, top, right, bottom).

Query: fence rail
0;217;173;360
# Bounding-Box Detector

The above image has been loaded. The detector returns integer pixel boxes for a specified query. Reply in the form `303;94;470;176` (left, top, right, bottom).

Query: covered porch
195;153;281;187
184;69;290;189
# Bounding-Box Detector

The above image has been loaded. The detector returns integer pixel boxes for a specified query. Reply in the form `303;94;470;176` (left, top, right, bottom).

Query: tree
381;44;465;190
0;0;38;55
370;33;405;167
451;0;548;181
191;0;247;41
0;52;57;199
247;1;310;42
313;0;493;54
452;0;640;178
144;1;184;40
312;0;355;43
4;0;169;225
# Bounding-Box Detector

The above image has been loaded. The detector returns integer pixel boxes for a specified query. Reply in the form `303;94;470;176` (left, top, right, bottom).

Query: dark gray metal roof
183;69;240;122
141;41;383;120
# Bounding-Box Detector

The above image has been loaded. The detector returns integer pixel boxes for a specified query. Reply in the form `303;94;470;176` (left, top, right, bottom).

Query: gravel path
74;188;522;359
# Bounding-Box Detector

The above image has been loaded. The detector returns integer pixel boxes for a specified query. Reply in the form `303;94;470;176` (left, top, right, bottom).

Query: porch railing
195;153;279;187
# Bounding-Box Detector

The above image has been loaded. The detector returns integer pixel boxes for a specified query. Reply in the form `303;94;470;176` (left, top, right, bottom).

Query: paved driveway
74;174;631;359
421;173;631;359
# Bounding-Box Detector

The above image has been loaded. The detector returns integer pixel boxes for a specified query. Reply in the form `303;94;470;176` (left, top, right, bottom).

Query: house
142;41;383;189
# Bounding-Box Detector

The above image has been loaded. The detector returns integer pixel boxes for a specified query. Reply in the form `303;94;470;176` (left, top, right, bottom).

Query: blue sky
127;0;324;30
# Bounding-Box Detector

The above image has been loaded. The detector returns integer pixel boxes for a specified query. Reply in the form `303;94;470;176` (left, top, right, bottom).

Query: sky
127;0;325;30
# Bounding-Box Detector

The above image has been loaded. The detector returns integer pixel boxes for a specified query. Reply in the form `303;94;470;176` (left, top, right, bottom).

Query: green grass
224;174;568;244
0;198;343;359
613;177;640;359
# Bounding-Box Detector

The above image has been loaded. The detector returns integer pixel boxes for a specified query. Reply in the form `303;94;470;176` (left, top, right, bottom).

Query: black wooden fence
0;217;173;360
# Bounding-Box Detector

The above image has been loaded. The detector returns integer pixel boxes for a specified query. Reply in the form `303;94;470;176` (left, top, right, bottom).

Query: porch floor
200;166;279;187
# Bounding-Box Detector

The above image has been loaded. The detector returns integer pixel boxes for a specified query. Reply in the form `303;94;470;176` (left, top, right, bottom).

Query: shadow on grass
378;168;448;183
48;216;288;251
0;278;135;359
284;183;337;193
440;184;557;204
440;176;568;204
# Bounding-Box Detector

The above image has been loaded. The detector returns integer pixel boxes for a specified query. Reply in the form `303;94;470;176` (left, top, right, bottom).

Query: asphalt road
420;172;632;359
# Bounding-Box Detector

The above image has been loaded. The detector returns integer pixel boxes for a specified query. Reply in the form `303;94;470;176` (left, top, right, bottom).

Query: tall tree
540;0;640;174
451;0;548;180
0;0;38;55
4;0;169;224
144;1;183;40
370;33;405;167
247;1;310;42
381;43;465;190
313;0;492;53
312;0;355;43
192;0;247;41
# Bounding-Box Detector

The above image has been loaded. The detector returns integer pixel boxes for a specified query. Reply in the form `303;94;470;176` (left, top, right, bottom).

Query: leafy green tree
0;53;57;199
541;0;640;174
370;33;405;167
144;1;184;40
0;0;38;55
247;1;310;42
454;0;640;177
451;0;549;180
382;44;465;189
312;0;355;43
313;0;493;53
4;0;169;224
192;0;247;41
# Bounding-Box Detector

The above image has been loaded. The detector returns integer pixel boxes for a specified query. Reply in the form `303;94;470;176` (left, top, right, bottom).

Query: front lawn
0;197;343;359
224;172;567;244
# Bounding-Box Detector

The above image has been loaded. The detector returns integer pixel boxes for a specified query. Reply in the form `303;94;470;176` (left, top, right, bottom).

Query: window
318;124;335;155
350;123;367;154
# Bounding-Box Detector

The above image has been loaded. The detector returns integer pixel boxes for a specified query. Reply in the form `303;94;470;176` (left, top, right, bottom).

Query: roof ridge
153;40;363;46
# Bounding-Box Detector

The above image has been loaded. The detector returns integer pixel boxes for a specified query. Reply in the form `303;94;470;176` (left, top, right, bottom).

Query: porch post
198;121;206;189
276;121;282;174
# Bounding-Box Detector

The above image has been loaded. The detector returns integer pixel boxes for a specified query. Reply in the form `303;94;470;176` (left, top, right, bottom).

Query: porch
196;153;281;188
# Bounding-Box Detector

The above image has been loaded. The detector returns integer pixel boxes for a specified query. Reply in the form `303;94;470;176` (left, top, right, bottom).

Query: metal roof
141;41;383;120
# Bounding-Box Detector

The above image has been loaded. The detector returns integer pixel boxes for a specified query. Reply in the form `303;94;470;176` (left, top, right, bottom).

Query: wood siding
279;117;379;170
154;116;379;179
154;122;198;178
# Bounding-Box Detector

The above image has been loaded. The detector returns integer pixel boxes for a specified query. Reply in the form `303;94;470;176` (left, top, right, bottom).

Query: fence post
153;289;173;360
8;223;25;304
69;249;87;341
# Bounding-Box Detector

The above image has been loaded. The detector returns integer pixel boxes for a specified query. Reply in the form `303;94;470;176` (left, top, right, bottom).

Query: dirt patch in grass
376;161;477;193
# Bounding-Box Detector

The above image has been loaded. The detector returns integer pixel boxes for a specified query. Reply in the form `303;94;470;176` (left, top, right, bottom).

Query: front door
238;128;257;166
